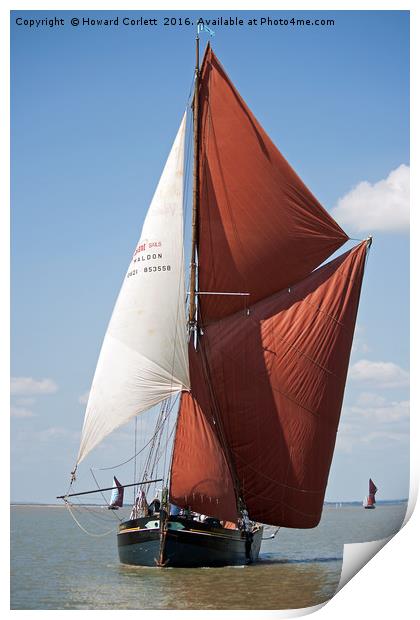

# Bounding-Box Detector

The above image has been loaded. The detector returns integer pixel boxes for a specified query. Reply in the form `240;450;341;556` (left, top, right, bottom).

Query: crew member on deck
148;494;161;515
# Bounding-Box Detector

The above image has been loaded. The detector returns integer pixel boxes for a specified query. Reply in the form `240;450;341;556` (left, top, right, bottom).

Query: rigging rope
262;526;281;540
134;416;138;504
92;396;180;471
64;500;116;537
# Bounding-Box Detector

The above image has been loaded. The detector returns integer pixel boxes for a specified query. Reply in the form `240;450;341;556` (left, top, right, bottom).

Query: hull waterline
117;515;263;567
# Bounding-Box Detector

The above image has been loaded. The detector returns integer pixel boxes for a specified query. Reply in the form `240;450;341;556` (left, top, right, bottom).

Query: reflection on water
11;503;407;610
115;561;341;610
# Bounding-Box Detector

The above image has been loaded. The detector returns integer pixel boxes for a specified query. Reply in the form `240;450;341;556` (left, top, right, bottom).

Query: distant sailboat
58;34;372;568
108;476;124;510
363;479;378;509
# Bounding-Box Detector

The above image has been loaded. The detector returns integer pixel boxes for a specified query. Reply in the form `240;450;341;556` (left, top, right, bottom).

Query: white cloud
36;427;78;442
335;422;359;454
12;427;79;447
11;377;58;396
11;406;35;419
349;360;409;388
78;391;90;405
10;380;58;420
336;414;409;453
361;430;409;444
336;391;409;453
354;396;409;423
352;324;371;355
14;397;36;406
331;164;409;233
355;392;386;407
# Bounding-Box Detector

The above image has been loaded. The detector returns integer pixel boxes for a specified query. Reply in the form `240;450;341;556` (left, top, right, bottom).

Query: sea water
10;502;407;610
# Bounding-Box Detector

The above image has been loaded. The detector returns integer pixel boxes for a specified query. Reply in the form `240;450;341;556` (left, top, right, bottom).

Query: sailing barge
60;36;371;568
363;479;378;509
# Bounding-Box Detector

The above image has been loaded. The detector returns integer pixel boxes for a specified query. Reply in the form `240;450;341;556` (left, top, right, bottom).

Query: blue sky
11;10;409;504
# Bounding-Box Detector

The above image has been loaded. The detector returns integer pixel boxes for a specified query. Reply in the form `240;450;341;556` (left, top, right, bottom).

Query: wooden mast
158;35;201;567
185;35;243;515
188;34;200;329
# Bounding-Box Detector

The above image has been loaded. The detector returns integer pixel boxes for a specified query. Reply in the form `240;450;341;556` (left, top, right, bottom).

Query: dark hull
118;515;263;567
364;505;376;509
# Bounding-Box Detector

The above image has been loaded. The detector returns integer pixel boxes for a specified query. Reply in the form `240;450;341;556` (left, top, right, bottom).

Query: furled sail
171;241;368;527
197;47;349;323
77;114;190;464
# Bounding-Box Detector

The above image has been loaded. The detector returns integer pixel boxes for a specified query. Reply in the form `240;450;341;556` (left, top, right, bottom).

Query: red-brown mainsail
170;46;370;529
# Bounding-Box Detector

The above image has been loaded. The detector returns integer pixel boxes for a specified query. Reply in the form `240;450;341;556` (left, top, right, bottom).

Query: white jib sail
77;113;190;464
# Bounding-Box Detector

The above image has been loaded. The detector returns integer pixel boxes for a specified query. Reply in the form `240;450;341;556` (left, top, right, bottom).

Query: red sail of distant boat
367;479;378;506
169;46;371;529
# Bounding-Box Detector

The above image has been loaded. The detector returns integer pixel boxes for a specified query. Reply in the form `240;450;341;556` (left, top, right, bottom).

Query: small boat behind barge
363;479;378;509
